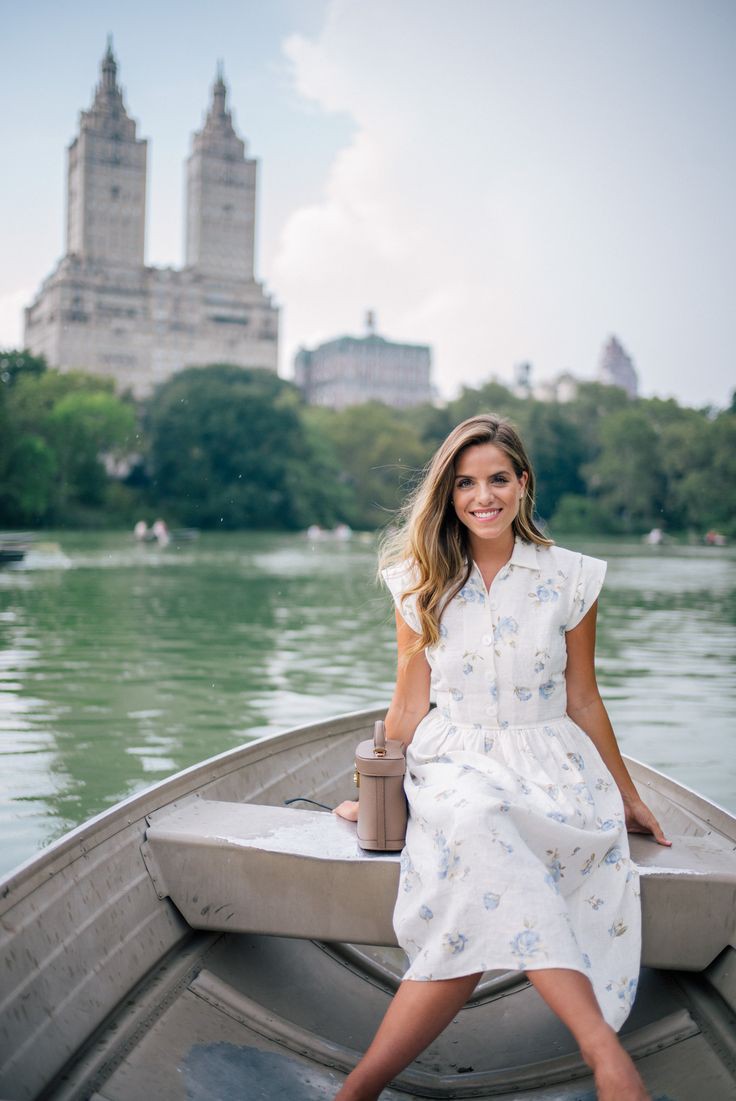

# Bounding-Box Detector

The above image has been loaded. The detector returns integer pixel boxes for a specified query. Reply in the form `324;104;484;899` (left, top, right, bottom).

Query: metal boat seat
142;798;736;970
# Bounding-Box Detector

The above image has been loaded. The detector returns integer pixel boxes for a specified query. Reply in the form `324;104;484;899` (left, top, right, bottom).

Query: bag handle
373;719;387;757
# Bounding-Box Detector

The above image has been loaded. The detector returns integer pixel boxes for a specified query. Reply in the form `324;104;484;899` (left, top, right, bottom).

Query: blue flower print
510;923;543;964
581;852;596;876
483;733;496;753
400;849;419;892
596;817;619;831
444;932;469;955
499;800;511;813
606;975;638;1011
535;647;550;667
539;679;556;699
460;647;482;673
419;904;434;922
545;848;565;887
546;811;568;823
518;779;532;795
493;616;519;643
433;829;463;879
490;827;514;855
595;776;613;792
529;578;562;606
582;953;592;969
458;580;485;605
602;845;624;869
543;725;557;737
450;687;464;701
566;752;585;771
572;781;594;806
586;895;604;910
483;891;501;910
439;623;448;638
487;681;498;699
514;686;532;702
608;918;628;937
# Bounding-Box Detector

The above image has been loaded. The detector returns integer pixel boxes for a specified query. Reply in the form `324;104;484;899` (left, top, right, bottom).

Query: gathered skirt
393;711;642;1031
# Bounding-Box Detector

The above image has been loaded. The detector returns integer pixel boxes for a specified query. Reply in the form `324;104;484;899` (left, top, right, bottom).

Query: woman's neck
468;530;515;589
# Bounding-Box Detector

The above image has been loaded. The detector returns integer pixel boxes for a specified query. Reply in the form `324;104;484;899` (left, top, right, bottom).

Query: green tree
0;359;136;525
583;408;666;532
311;402;430;528
47;391;136;508
144;364;347;529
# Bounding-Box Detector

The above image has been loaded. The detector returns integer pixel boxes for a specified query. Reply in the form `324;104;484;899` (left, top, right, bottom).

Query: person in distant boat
334;414;670;1101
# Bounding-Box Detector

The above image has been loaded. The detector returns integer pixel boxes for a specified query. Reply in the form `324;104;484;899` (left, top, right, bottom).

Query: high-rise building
294;313;432;410
598;336;638;398
24;43;278;398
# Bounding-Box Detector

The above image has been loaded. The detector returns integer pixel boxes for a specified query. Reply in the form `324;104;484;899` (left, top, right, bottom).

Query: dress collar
509;535;541;570
467;535;540;574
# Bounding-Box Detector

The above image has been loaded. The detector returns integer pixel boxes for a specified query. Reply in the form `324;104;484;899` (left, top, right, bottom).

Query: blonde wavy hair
379;413;552;656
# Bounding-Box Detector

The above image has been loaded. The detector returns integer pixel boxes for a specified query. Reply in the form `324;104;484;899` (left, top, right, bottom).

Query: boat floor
48;931;736;1101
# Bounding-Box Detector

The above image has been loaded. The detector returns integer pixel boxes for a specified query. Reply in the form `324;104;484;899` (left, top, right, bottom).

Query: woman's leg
526;968;649;1101
336;967;650;1101
335;972;482;1101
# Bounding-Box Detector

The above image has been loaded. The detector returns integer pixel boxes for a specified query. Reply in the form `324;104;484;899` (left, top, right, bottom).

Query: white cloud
272;0;735;408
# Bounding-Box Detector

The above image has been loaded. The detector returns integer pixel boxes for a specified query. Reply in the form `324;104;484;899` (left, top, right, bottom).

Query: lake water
0;531;734;878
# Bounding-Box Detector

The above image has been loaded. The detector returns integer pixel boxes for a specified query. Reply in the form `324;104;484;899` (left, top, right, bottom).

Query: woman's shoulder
534;541;606;574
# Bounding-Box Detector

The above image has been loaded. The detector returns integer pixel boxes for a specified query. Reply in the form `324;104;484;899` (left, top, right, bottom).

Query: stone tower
66;38;147;267
25;45;278;397
598;335;638;398
185;65;256;279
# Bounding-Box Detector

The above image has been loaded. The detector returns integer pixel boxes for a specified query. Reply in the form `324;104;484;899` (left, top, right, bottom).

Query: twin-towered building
24;42;278;398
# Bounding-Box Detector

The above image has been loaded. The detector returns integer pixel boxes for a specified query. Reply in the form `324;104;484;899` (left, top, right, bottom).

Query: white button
482;634;492;646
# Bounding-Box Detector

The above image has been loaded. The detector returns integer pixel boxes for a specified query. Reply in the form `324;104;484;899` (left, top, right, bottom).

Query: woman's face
451;442;528;547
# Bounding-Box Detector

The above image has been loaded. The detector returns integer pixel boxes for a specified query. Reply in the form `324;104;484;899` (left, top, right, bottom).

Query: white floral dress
381;537;641;1031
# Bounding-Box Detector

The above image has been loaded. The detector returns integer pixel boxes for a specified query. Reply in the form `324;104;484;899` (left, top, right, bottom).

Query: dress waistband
427;711;570;734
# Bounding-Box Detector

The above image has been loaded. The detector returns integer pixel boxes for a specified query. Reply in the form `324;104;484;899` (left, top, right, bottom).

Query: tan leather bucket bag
354;719;407;851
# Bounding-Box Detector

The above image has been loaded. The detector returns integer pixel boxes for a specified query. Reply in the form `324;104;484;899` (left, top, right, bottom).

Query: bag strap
373;719;387;757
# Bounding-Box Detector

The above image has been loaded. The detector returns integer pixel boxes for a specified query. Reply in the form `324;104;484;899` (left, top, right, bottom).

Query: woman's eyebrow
454;469;512;479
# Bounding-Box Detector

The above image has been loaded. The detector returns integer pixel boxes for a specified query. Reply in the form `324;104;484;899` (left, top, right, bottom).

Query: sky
2;0;734;409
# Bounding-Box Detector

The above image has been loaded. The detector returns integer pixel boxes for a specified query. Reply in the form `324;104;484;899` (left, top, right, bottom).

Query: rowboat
1;707;735;1100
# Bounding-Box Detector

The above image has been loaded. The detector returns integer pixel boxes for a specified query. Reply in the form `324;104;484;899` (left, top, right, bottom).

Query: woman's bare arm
334;610;430;820
385;610;432;746
565;602;671;845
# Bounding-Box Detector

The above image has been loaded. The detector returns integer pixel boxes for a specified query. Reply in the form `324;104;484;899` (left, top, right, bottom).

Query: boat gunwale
2;709;734;912
0;706;386;909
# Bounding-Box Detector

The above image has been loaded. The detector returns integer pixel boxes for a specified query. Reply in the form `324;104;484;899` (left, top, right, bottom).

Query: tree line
1;349;734;537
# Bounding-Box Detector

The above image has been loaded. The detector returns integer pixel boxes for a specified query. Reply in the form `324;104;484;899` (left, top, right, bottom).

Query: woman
335;414;671;1101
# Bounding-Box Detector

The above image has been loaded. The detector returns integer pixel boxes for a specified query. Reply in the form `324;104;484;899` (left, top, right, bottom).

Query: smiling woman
334;413;666;1101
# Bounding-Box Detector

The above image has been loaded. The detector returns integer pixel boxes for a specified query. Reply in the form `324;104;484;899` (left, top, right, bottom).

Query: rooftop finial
100;35;118;92
211;61;227;117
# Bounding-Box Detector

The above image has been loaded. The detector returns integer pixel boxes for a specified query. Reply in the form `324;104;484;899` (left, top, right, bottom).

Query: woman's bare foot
580;1023;650;1100
333;800;359;822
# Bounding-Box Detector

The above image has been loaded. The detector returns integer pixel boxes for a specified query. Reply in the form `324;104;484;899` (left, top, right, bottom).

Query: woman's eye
457;478;472;488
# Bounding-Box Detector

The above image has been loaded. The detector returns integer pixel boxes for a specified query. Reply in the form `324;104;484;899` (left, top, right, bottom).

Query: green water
0;531;734;878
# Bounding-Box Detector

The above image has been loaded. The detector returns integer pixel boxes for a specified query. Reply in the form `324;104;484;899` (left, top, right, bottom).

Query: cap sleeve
380;560;422;634
567;553;607;631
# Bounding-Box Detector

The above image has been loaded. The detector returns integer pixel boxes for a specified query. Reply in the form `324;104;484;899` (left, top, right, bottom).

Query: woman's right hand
333;800;359;822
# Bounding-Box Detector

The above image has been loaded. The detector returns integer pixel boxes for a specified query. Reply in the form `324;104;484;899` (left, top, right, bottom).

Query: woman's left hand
623;795;672;846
